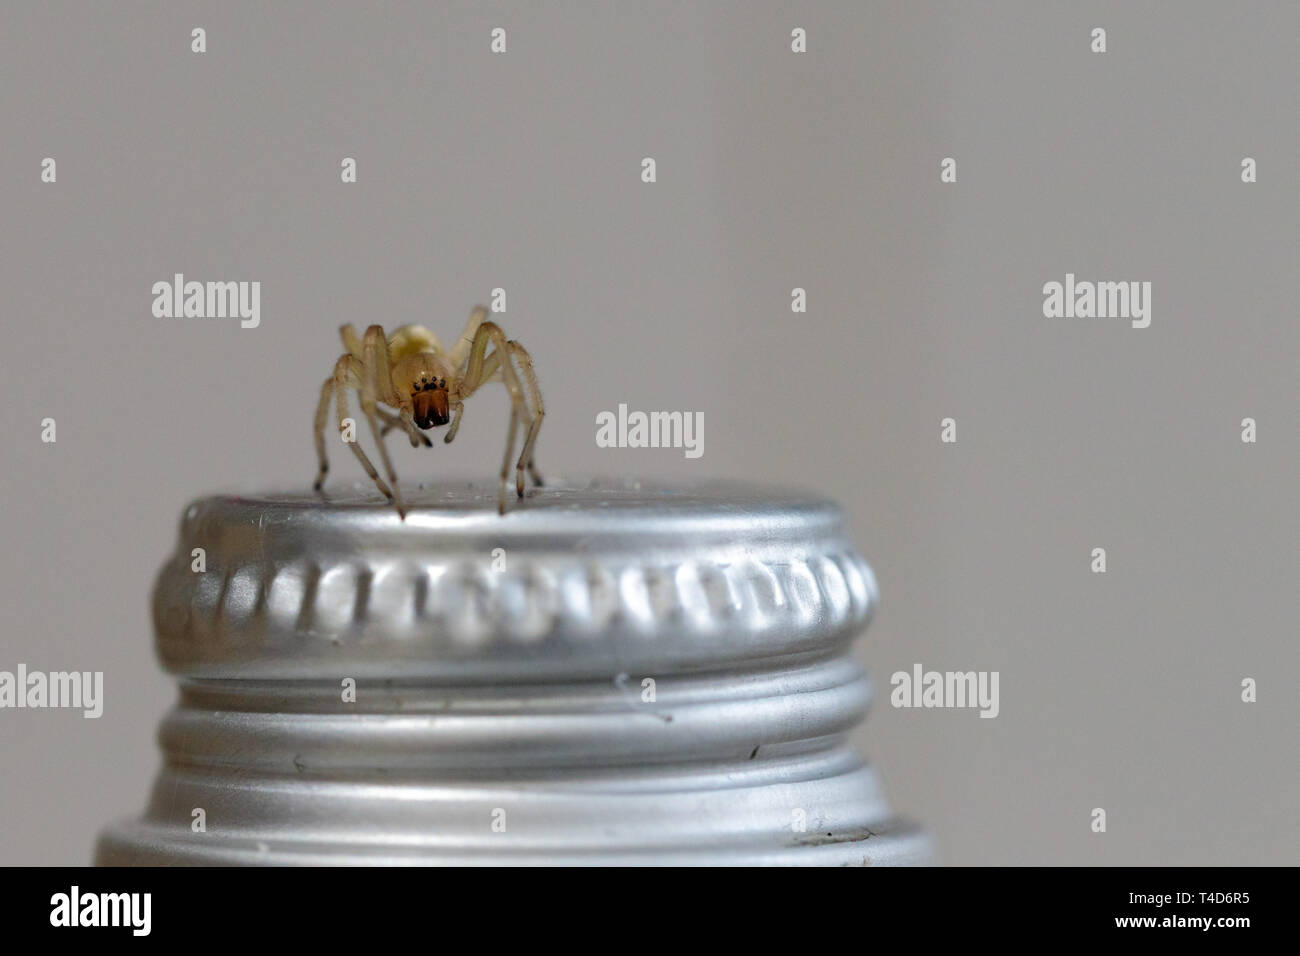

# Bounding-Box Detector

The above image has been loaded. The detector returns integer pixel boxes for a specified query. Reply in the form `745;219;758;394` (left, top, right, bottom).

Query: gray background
1;1;1295;865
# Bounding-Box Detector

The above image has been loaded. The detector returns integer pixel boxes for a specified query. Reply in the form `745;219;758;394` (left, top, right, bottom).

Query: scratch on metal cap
99;479;933;865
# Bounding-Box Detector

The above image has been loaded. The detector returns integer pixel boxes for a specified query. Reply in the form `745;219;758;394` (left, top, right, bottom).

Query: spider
312;306;544;518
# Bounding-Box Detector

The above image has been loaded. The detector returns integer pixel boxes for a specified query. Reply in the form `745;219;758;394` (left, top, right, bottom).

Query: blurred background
1;1;1296;864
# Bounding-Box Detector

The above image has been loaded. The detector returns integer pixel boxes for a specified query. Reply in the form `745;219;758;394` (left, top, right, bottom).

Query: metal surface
96;479;932;865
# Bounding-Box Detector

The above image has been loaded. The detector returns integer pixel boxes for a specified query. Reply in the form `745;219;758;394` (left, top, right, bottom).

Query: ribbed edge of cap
152;478;879;680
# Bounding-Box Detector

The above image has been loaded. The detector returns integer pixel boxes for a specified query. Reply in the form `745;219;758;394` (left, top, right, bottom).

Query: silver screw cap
99;479;932;865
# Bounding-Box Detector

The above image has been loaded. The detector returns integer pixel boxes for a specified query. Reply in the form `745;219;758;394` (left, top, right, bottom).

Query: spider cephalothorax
312;307;544;518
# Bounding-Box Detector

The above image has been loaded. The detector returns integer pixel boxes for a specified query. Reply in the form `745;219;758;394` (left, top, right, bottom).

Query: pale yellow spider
312;306;544;518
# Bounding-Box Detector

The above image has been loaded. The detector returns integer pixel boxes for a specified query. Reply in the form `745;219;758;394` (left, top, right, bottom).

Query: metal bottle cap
97;479;932;865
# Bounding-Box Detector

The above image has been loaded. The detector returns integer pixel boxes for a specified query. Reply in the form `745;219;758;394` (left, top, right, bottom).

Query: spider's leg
444;401;465;444
469;337;542;496
444;349;500;445
452;348;503;403
361;325;406;519
497;404;520;516
507;340;545;490
496;340;539;498
456;321;533;512
334;354;394;502
378;407;430;447
339;323;364;359
398;407;425;446
313;375;334;490
448;305;489;372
